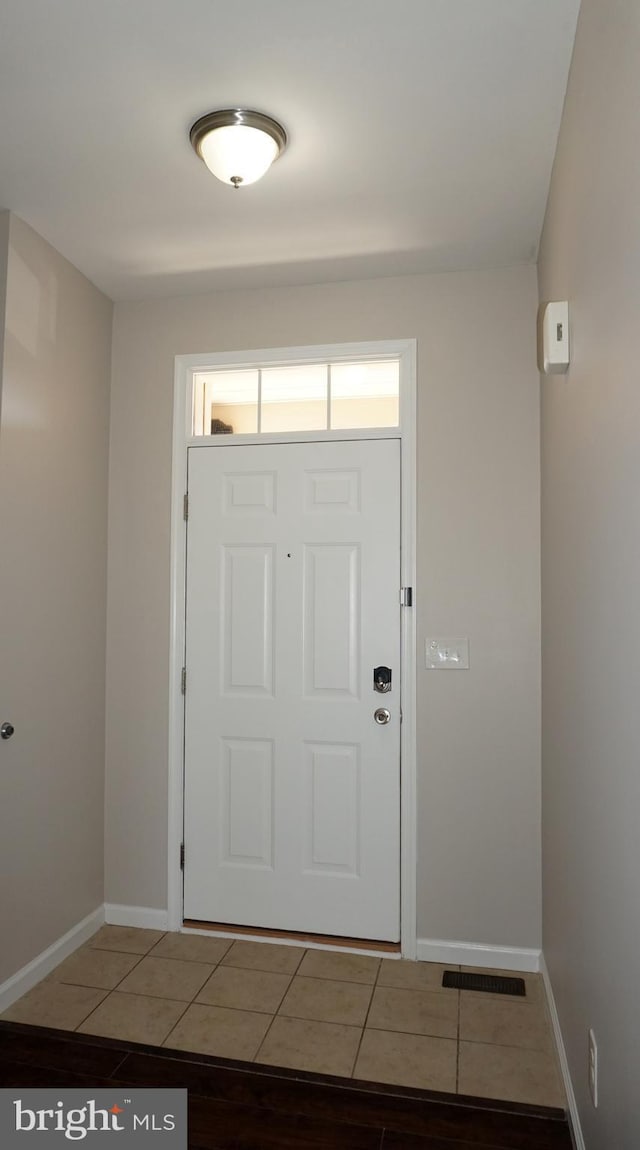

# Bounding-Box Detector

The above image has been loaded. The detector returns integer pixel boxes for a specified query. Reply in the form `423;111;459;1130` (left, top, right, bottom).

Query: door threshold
182;919;401;956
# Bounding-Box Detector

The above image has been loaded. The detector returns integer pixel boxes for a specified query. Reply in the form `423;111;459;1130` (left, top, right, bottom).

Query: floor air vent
442;971;526;996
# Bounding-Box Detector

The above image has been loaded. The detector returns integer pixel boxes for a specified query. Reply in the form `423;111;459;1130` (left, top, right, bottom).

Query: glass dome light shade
190;109;287;188
199;124;279;186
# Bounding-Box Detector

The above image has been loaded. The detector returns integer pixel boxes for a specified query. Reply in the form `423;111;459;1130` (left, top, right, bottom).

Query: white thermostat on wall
542;300;570;374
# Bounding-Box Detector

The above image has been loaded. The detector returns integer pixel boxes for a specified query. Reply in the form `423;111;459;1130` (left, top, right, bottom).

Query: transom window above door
192;358;400;437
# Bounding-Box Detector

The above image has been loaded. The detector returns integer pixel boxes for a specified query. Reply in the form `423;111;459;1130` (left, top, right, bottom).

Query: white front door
183;438;401;940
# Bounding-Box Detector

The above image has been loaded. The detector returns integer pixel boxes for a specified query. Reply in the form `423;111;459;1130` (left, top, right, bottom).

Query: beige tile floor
1;927;565;1108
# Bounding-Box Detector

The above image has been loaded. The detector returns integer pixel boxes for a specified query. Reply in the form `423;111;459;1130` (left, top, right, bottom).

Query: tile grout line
71;991;109;1034
348;956;381;1078
251;947;308;1065
72;935;171;1032
70;942;162;1034
114;936;214;1048
220;938;307;981
249;1009;279;1066
51;941;155;1033
222;963;377;982
199;967;298;1021
71;934;204;1038
250;947;379;1073
159;997;198;1050
156;943;223;1047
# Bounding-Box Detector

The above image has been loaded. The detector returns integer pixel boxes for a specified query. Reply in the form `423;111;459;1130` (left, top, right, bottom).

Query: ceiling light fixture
190;108;287;189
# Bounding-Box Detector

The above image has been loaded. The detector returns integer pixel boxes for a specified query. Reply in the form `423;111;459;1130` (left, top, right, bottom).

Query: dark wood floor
0;1021;573;1149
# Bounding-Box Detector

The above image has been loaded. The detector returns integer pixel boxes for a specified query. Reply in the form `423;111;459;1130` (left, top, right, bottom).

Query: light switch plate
426;637;470;669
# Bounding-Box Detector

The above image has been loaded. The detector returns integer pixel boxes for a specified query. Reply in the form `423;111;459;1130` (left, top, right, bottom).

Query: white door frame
167;339;417;957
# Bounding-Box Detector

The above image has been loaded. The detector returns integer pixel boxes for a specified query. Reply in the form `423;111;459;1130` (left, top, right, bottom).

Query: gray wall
107;264;542;950
0;214;9;423
0;214;112;983
538;0;640;1145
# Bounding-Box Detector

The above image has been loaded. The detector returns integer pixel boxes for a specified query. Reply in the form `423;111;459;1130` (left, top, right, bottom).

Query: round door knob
374;708;391;725
1;722;15;740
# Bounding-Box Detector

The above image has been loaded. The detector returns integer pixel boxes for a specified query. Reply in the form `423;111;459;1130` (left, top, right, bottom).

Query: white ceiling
0;0;580;301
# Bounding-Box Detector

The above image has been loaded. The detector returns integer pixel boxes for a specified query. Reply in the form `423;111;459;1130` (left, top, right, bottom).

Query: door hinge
183;493;189;520
400;587;413;607
180;843;185;871
181;667;186;695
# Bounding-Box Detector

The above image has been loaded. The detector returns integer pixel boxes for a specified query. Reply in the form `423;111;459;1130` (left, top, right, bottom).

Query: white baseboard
541;954;585;1150
0;906;105;1014
416;937;541;972
104;904;169;931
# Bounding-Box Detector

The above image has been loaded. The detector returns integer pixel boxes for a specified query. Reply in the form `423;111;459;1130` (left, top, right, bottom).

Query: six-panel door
183;439;401;940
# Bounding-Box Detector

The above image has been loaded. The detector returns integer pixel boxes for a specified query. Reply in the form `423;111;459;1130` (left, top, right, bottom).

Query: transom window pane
330;361;399;430
192;358;399;436
261;364;327;432
194;370;258;435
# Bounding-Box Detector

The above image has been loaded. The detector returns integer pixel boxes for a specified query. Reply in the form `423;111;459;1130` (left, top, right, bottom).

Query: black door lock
373;666;392;693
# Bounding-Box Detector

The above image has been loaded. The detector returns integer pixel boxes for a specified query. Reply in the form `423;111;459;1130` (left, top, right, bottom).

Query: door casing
168;339;417;956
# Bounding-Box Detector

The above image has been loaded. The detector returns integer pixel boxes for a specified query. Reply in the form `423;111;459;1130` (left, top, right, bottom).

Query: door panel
303;544;359;696
221;545;274;695
220;737;274;868
305;742;360;875
183;439;400;940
